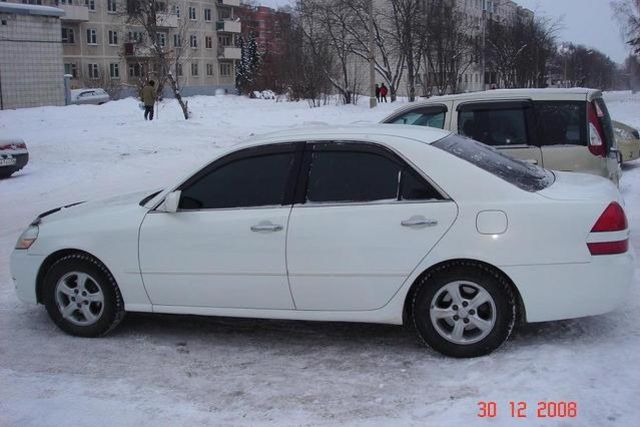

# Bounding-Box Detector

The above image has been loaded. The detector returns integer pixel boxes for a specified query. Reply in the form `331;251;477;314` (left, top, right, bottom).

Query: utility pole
481;7;486;91
369;0;377;108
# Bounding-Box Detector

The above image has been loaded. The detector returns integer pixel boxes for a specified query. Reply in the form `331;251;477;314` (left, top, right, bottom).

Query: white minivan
382;89;621;184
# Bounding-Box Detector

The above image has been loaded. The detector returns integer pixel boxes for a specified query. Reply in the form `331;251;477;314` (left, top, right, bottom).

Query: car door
286;141;458;311
138;143;300;310
455;100;543;166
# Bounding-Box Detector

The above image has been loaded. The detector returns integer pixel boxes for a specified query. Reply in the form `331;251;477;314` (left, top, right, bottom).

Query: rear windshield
433;134;555;192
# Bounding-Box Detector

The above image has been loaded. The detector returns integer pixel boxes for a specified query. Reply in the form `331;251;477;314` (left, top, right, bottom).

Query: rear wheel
411;263;516;358
42;254;125;337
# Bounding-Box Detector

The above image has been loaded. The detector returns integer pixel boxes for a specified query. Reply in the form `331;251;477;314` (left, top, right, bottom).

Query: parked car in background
70;88;110;105
0;139;29;179
382;88;621;185
612;120;640;163
11;125;633;358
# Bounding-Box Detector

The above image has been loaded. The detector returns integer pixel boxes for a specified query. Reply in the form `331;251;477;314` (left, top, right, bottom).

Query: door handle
523;159;538;165
250;222;283;232
401;216;438;227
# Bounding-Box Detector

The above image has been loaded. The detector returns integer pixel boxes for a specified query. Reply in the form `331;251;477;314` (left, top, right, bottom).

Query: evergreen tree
236;32;262;94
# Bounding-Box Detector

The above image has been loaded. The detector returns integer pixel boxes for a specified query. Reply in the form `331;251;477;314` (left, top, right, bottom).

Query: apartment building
6;0;242;96
0;2;65;109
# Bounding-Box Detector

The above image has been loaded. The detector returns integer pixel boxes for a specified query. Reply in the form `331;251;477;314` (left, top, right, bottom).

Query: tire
0;170;13;179
411;262;516;358
42;254;125;337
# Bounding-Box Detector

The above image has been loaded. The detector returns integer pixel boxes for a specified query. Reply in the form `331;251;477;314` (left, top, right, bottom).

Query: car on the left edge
0;139;29;179
10;125;634;358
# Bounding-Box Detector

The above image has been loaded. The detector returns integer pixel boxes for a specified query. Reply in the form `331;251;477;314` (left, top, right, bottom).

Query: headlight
15;225;39;250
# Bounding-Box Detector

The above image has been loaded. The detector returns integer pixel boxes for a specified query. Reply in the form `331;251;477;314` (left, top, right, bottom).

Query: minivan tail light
587;240;629;255
588;102;606;157
591;202;628;232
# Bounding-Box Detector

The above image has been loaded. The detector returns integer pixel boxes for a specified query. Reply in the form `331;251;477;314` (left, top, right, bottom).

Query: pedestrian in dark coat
380;83;388;102
375;84;381;102
141;80;156;121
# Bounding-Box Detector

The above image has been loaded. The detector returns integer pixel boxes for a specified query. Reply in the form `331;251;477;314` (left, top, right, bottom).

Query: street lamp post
369;0;377;108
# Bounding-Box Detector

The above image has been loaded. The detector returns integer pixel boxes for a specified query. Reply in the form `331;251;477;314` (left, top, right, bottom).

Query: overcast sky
258;0;631;64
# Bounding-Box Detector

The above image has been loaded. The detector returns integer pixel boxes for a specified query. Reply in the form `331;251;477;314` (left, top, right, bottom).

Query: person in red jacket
379;83;388;102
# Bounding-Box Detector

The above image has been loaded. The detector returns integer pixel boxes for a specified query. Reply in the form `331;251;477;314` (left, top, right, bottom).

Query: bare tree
123;0;192;119
611;0;640;54
423;0;474;95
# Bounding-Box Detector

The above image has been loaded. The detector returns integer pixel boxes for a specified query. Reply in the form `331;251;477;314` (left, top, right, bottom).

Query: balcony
123;42;153;58
216;20;241;33
218;46;241;60
59;4;89;22
156;12;178;28
217;0;240;7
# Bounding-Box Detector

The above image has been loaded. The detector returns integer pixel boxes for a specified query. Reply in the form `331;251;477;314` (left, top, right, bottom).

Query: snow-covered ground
1;93;639;426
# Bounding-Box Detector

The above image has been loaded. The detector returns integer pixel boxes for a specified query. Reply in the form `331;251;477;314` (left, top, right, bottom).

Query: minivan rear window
433;134;555;192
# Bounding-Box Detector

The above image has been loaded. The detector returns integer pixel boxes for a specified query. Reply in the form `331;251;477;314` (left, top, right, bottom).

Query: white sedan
10;125;634;357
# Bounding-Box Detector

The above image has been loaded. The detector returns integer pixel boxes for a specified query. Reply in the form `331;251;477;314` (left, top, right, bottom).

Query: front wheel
42;254;125;337
411;264;516;358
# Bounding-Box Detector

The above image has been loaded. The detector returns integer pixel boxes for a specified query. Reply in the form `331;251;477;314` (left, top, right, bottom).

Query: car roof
251;124;452;146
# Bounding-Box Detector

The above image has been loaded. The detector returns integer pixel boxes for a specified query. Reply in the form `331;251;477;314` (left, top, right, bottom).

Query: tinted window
400;169;443;200
534;101;586;146
593;98;615;151
389;108;446;129
179;153;294;209
433;134;555;192
307;151;400;203
458;107;528;146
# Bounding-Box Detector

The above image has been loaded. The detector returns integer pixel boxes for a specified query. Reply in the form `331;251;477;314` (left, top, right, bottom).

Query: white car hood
35;190;155;224
537;171;622;203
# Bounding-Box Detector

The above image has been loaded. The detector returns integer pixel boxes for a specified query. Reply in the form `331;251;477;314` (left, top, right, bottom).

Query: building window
219;62;232;76
108;30;118;45
110;63;120;79
87;63;99;79
64;63;78;78
128;31;143;42
61;27;75;44
107;0;116;12
190;34;197;48
204;8;211;21
218;33;232;47
176;63;183;77
205;36;212;49
86;28;97;45
22;0;42;4
157;33;166;48
191;63;198;76
188;6;196;20
174;5;180;17
129;63;144;78
85;0;95;11
173;34;182;47
206;63;213;76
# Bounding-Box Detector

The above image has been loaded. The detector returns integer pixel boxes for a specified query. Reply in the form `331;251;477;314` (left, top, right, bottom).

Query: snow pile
0;93;639;426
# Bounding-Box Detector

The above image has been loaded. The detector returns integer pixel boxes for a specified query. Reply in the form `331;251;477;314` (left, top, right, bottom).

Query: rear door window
534;101;586;146
387;106;447;129
457;102;533;146
304;144;444;203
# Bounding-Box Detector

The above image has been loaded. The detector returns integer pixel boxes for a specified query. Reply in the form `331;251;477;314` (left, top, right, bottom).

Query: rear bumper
503;251;635;322
10;249;43;304
0;152;29;176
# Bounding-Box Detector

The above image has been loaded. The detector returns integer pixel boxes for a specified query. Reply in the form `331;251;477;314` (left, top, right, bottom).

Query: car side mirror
159;190;181;213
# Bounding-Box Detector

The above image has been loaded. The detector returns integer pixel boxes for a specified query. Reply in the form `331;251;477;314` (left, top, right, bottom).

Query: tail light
587;202;629;255
0;142;27;150
588;102;606;157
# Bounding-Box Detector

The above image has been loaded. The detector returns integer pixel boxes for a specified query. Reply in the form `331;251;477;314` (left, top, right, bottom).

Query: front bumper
503;251;635;323
10;249;44;304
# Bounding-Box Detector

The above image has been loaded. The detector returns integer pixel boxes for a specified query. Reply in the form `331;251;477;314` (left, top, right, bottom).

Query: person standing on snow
141;80;156;121
375;84;381;102
380;83;388;102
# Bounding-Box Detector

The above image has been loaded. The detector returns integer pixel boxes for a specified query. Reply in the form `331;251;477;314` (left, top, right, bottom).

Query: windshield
433;134;555;192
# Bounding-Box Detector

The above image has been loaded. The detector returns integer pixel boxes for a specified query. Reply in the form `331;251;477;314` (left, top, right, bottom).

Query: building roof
0;2;64;18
